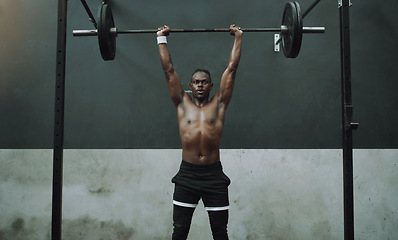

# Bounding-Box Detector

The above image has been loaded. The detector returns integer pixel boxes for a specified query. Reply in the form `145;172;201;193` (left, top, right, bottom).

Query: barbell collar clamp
280;25;289;35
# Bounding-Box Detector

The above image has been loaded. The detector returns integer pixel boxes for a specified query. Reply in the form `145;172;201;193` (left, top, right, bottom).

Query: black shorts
172;160;231;211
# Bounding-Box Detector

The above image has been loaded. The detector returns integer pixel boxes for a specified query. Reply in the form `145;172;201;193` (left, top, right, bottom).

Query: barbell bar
73;1;325;60
73;26;325;37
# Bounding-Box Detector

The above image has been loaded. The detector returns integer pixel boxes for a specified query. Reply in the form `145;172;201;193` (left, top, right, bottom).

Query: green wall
0;0;397;149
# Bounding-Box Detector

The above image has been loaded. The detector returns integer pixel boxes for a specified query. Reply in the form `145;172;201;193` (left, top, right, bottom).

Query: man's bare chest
178;104;223;144
183;105;218;124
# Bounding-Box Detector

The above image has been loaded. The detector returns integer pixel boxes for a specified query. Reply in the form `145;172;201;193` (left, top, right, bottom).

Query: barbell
73;1;325;61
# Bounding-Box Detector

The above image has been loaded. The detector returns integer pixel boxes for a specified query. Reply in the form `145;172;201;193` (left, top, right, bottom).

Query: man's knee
208;210;229;240
172;205;195;240
172;221;191;240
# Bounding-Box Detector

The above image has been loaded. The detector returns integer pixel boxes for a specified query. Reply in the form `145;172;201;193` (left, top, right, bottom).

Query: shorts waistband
180;160;223;172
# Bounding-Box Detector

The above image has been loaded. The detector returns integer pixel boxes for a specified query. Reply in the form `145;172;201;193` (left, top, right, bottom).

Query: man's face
190;71;213;100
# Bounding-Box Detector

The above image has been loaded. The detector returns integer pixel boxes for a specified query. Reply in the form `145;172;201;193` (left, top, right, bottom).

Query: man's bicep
167;72;184;107
218;68;236;106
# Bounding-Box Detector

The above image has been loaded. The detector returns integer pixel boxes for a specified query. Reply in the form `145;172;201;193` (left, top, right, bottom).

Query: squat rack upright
339;0;358;239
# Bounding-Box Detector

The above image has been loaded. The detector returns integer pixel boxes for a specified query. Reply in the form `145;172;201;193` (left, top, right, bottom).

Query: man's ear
189;82;193;90
210;82;214;90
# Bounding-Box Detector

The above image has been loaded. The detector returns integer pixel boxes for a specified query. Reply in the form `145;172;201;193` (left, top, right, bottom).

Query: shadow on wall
62;216;135;240
0;216;135;240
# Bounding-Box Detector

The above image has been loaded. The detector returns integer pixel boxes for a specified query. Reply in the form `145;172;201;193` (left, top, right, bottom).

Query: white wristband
157;36;167;44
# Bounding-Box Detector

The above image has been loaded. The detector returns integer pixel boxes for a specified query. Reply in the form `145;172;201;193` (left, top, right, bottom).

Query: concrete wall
1;149;397;239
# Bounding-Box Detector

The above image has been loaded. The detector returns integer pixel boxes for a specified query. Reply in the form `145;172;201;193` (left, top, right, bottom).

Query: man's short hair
191;69;211;82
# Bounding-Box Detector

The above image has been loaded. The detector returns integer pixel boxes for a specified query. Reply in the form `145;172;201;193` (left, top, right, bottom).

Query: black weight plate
291;1;303;58
98;3;116;61
282;2;299;58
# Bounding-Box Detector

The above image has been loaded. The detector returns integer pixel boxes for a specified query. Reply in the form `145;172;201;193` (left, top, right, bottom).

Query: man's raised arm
157;25;184;108
218;25;243;109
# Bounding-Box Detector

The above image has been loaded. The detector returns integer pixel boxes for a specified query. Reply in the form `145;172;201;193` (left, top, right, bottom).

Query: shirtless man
157;24;243;240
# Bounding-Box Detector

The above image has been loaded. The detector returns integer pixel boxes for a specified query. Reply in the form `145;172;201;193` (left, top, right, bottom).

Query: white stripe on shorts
173;200;197;208
205;206;229;211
